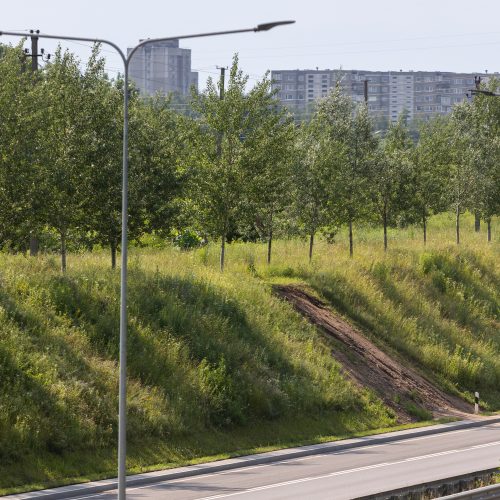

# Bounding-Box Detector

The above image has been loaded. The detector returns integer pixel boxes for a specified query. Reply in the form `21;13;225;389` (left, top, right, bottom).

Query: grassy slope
258;213;499;408
0;212;497;491
0;248;392;492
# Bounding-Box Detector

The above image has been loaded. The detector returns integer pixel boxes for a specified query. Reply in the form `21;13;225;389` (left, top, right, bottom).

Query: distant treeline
0;43;498;271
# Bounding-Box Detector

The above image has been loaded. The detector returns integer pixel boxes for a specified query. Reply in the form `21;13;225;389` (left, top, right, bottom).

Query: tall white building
128;39;198;97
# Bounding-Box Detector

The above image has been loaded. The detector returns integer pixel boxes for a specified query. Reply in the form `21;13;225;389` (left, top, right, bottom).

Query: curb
6;416;500;499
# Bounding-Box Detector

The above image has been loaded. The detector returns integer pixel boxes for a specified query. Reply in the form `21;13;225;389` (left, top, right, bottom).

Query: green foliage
173;229;203;249
0;250;393;487
255;220;499;407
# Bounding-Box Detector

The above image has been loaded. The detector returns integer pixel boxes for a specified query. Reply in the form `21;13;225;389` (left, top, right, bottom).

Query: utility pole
364;79;369;104
474;78;481;233
217;65;226;102
26;30;50;256
216;65;228;272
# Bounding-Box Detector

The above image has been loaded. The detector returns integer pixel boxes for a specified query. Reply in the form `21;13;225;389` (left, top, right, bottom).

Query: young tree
129;94;187;248
239;77;296;264
448;103;477;245
412;117;450;244
317;88;376;257
0;43;43;251
466;80;500;242
76;45;125;268
369;115;414;251
189;55;288;271
291;114;335;262
36;47;87;271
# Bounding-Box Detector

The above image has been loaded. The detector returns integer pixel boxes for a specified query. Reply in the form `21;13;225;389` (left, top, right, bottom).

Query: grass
0;247;393;491
256;212;499;407
0;211;497;492
0;416;441;496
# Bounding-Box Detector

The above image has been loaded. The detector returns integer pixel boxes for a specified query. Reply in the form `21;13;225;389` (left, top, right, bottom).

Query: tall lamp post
0;20;294;499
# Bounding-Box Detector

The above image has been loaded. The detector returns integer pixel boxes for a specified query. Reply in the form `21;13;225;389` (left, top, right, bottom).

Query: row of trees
0;43;498;271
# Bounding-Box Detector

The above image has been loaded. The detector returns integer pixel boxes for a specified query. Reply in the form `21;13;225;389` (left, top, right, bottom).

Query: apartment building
128;39;198;97
271;69;494;121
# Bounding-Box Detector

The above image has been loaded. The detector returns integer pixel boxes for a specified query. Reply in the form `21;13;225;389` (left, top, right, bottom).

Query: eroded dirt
274;284;473;423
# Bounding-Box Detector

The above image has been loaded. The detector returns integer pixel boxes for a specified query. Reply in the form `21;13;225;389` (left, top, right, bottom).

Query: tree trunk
111;241;117;270
309;232;314;263
29;235;39;256
220;233;226;272
383;203;388;252
487;218;491;243
60;231;67;273
423;212;427;246
267;228;273;265
456;207;460;245
348;218;353;258
475;212;481;232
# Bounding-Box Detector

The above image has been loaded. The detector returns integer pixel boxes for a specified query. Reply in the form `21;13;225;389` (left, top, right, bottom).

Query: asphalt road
75;423;500;500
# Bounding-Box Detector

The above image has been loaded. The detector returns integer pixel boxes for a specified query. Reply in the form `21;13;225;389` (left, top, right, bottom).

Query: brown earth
274;284;473;423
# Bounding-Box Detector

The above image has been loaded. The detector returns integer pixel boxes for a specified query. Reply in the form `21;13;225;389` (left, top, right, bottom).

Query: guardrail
441;482;500;499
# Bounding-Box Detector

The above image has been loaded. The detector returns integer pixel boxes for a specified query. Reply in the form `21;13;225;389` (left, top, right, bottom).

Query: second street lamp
0;19;295;499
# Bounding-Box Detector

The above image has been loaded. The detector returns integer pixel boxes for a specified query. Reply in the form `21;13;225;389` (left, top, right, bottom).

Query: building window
285;84;295;90
285;94;294;100
298;75;305;82
274;73;282;81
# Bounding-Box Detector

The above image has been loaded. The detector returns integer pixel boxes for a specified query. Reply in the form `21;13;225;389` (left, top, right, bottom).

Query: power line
189;30;500;54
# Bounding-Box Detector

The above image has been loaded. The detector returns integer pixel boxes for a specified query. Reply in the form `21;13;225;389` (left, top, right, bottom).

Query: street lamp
0;19;295;499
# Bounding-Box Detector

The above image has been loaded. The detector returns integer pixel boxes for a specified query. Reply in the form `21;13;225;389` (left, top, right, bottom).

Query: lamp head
255;20;295;32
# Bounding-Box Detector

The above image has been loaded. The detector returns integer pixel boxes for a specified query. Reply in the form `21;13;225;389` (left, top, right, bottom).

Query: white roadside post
0;20;295;500
474;391;480;414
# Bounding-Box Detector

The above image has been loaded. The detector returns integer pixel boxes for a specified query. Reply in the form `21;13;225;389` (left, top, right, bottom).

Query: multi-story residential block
128;39;198;97
271;69;495;122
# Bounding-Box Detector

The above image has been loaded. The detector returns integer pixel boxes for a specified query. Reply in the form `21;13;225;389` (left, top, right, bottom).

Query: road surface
72;423;500;500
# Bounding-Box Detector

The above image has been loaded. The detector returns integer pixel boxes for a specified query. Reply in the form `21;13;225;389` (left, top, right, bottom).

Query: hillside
0;213;498;492
260;214;500;410
0;251;392;492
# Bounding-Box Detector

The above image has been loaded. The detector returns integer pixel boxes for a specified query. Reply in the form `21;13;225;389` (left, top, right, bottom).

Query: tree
75;45;125;268
239;77;296;264
129;93;187;249
35;47;87;271
0;43;43;251
412;117;450;244
448;103;477;245
291;114;334;262
189;55;287;271
466;80;500;242
317;88;376;257
369;115;414;251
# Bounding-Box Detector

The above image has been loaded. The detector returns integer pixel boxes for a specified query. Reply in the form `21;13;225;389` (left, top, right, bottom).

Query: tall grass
0;212;497;489
256;213;499;407
0;249;391;489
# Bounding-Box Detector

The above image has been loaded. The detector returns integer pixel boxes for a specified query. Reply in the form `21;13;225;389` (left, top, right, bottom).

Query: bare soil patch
274;284;473;423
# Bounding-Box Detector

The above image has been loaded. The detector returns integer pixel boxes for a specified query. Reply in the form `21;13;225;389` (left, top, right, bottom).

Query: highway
72;423;500;500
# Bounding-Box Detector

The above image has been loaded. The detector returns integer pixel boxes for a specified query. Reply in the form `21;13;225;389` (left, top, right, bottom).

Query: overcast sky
2;0;499;88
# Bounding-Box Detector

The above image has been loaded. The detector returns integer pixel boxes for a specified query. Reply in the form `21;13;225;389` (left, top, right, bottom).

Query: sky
2;0;500;88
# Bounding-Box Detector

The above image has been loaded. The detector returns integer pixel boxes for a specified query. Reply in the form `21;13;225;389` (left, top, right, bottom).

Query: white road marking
195;441;500;500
